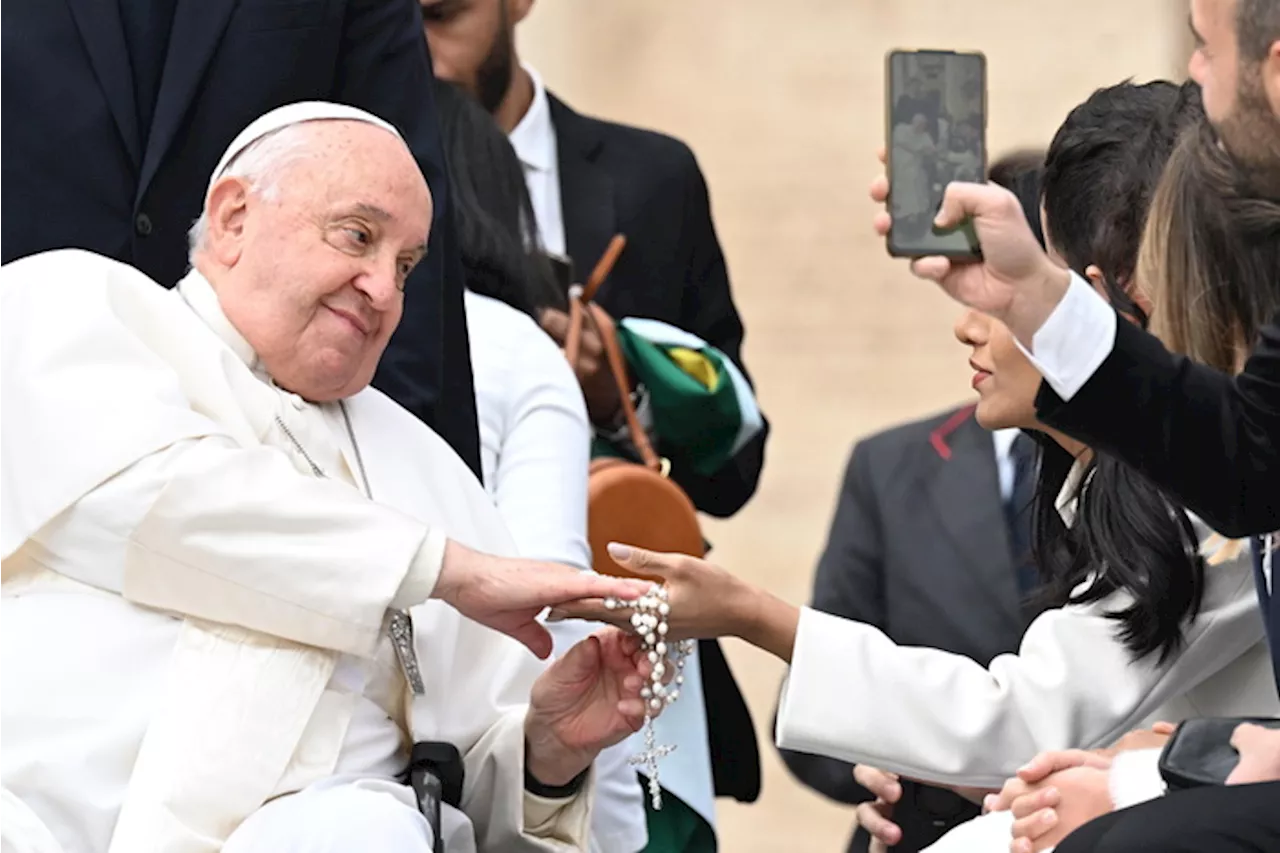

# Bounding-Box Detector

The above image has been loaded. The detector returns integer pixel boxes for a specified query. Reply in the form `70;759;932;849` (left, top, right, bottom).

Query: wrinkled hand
869;150;1070;347
549;544;750;642
540;305;624;424
1004;765;1113;853
1226;723;1280;785
524;628;651;786
853;765;903;852
432;541;652;659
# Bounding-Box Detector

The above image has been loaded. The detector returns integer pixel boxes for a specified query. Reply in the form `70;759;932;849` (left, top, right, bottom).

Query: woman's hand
853;765;903;852
548;543;802;662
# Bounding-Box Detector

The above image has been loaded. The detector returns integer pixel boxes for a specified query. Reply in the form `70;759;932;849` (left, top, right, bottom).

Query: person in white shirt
0;102;666;853
432;77;650;853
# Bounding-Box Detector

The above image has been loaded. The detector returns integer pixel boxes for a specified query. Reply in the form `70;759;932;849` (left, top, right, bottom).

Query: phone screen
886;50;986;258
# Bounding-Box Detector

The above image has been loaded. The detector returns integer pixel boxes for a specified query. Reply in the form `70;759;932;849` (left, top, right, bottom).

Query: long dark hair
431;78;563;317
1030;81;1208;664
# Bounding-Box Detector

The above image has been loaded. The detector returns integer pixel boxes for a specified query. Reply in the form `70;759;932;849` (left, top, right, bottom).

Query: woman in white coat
551;103;1278;836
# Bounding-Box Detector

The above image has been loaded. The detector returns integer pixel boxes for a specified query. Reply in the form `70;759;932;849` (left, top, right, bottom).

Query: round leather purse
564;236;705;581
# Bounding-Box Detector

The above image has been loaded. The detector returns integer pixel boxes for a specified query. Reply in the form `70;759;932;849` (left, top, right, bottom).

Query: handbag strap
564;235;663;473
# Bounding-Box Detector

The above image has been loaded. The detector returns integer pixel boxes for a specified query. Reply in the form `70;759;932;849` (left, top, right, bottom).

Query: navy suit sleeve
1036;309;1280;538
776;442;887;805
669;151;767;518
333;0;480;475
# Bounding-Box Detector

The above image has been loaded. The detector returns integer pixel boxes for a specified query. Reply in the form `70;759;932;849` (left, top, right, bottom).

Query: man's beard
475;20;514;114
1218;65;1280;199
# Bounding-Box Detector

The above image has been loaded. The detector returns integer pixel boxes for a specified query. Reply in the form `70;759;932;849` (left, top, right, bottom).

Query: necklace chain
274;400;424;694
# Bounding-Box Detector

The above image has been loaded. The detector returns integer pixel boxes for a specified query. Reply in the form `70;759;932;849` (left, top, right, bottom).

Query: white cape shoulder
1;250;264;559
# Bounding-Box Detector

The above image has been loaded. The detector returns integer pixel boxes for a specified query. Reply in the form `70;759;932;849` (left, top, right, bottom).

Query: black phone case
1157;716;1280;790
884;49;986;260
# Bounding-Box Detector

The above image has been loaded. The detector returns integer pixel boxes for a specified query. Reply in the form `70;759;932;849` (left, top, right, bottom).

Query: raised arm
1034;292;1280;538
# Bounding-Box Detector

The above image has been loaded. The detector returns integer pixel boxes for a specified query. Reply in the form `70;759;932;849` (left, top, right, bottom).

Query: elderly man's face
209;122;432;401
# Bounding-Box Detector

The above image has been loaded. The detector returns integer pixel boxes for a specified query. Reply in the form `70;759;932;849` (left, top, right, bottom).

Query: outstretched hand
547;544;745;642
548;543;802;662
432;541;653;659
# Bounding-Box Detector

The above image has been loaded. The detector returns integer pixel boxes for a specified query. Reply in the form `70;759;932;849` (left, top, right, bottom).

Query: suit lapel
548;94;616;288
138;0;237;198
927;413;1024;626
65;0;142;166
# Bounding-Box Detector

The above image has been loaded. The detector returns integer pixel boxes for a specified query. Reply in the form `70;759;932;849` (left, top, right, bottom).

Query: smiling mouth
327;306;371;336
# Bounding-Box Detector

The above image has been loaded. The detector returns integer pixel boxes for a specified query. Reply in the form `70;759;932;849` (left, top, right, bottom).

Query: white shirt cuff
1108;748;1166;811
391;528;447;609
1016;272;1117;401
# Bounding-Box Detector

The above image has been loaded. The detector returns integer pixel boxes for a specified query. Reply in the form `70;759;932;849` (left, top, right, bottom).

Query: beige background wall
522;2;1189;849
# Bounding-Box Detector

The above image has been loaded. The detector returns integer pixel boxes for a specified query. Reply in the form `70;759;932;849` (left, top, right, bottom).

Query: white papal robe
0;249;593;853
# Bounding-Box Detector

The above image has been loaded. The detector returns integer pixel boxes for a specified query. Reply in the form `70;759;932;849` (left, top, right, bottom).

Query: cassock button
289;394;305;411
134;213;153;237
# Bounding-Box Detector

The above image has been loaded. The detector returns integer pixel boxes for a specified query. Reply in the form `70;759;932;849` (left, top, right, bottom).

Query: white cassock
0;250;593;853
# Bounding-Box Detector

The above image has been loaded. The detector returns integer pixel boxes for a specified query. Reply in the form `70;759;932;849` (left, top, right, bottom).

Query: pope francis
0;103;661;853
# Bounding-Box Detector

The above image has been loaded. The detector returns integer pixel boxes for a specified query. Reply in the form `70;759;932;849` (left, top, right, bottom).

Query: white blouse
464;290;647;853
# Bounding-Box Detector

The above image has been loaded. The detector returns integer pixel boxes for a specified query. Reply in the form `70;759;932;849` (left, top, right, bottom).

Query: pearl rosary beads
603;583;695;809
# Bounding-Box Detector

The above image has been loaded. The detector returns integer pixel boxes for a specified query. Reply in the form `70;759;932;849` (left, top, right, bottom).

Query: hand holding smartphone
885;49;987;259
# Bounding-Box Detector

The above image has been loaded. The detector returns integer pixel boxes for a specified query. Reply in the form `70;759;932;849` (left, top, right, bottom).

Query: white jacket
1;251;592;852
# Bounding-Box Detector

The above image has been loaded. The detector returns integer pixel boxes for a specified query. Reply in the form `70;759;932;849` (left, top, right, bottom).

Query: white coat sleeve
29;435;444;658
776;554;1264;787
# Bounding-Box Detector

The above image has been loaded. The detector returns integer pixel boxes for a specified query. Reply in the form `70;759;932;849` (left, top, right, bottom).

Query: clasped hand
987;723;1174;853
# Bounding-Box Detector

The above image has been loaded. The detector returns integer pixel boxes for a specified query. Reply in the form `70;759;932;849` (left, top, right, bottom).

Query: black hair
987;149;1046;249
430;78;563;317
1032;81;1207;664
1041;79;1204;325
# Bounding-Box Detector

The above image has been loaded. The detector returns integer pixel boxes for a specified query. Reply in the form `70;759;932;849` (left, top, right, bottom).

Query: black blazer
1036;310;1280;539
1;0;480;474
548;93;767;519
776;406;1033;853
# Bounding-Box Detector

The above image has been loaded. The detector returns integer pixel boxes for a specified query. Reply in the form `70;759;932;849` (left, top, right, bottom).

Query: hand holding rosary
602;583;696;809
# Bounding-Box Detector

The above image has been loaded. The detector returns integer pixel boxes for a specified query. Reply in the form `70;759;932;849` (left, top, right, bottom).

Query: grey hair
187;122;316;260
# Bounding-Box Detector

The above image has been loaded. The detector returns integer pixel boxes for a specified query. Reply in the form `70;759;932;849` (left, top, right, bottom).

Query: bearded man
0;102;658;853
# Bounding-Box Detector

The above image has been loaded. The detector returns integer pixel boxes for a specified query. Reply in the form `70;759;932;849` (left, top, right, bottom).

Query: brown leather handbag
564;235;705;580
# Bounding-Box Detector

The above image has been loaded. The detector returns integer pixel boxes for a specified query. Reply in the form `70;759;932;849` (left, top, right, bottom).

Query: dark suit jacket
548;93;764;803
1;0;480;474
1036;310;1280;539
548;93;766;520
777;406;1033;853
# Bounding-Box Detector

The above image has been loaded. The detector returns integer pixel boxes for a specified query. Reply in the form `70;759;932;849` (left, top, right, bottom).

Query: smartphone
885;49;987;258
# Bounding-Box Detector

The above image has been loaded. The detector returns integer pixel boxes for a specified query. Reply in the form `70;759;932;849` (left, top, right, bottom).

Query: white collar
991;427;1020;461
176;268;259;370
1055;456;1092;526
508;63;556;174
